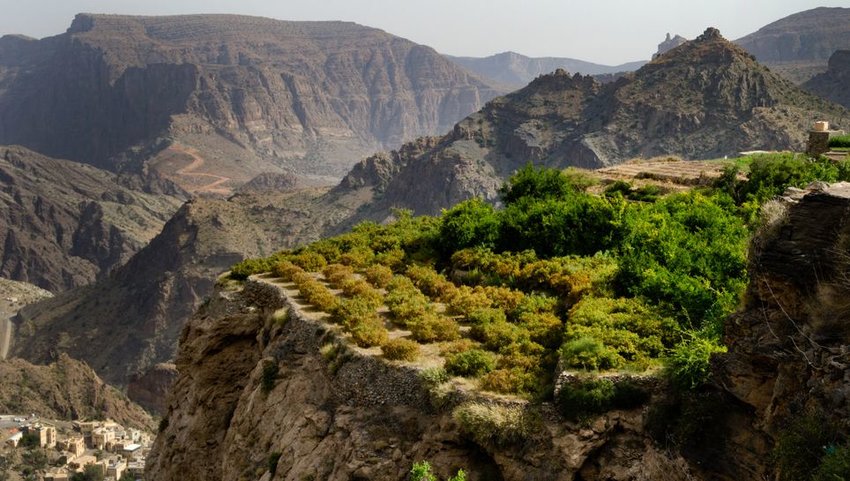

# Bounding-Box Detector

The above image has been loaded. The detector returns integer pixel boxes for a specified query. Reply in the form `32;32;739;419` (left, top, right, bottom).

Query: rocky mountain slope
0;354;153;430
0;278;51;360
9;186;367;386
0;14;504;193
446;51;645;89
735;7;850;83
804;50;850;109
361;28;849;215
0;145;183;291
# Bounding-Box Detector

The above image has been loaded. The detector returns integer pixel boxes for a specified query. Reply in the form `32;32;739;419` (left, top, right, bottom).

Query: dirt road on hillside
169;144;232;195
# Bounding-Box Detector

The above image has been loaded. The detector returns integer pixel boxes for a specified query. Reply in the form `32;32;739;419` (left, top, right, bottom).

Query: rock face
710;183;850;480
0;14;503;192
804;50;850;108
736;7;850;63
446;51;646;89
0;354;153;430
653;33;688;59
355;28;849;215
126;363;178;416
735;7;850;83
0;145;183;291
146;278;693;481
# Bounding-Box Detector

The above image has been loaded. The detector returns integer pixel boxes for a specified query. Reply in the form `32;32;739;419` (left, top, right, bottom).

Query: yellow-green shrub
480;368;538;395
406;265;456;300
381;338;420;361
333;296;380;326
364;264;394;288
409;313;460;343
322;263;354;287
291;251;327;272
272;261;304;281
374;248;406;270
340;279;383;306
339;246;375;268
349;316;389;348
446;285;493;316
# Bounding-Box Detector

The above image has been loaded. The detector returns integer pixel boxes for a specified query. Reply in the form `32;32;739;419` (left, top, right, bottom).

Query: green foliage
499;194;615;258
829;134;850;148
364;264;394;288
419;367;449;386
261;361;279;394
381;338;420;361
774;411;840;481
409;462;437;481
444;349;496;377
409;313;460;343
559;337;619;370
813;443;850;481
499;163;576;204
437;198;501;255
665;336;726;390
557;378;649;420
268;452;282;476
616;190;748;332
230;257;275;280
290;251;328;272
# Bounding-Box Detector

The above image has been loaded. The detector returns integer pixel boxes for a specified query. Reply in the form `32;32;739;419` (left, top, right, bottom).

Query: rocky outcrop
0;14;504;192
804;50;850;108
147;277;693;481
710;183;850;479
0;145;184;291
445;52;646;90
0;354;154;430
127;363;178;416
653;33;687;59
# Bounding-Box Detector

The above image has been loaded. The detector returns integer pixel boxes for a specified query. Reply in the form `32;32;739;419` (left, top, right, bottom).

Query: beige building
106;458;127;480
65;436;86;457
91;427;116;450
25;423;56;449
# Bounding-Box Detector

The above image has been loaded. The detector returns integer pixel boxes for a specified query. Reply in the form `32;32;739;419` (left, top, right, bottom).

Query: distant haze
1;0;846;64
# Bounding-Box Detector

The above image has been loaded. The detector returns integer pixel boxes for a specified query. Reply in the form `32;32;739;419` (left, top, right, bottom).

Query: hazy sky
1;0;846;64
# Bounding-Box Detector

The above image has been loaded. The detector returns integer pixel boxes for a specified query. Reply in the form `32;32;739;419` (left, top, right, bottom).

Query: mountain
804;50;850;109
9;186;362;386
0;354;153;430
446;51;646;89
0;14;504;193
735;7;850;83
362;28;849;215
12;28;849;391
654;33;688;59
0;145;184;292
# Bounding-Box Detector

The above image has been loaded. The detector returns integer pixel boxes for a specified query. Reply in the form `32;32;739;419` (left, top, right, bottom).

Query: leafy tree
499;164;575;204
437;198;501;255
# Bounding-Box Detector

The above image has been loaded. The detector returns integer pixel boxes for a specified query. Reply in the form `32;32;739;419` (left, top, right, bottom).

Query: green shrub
465;308;507;326
272;260;304;281
382;338;420;361
480;368;538;395
665;336;726;390
291;251;327;272
375;248;406;270
349;317;389;348
333;296;381;326
230;257;274;280
322;263;354;286
339;246;375;267
557;378;649;420
470;320;528;352
813;443;850;481
560;337;620;370
774;411;840;481
364;264;394;288
409;313;461;343
829;134;850;149
268;452;282;476
437;198;501;255
446;285;493;316
499;164;577;204
261;361;279;394
340;279;383;306
409;462;437;481
419;367;449;386
444;349;496;377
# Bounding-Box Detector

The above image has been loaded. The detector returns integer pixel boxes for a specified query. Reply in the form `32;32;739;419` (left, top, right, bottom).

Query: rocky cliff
711;183;850;479
0;145;183;291
735;7;850;83
653;33;687;59
147;277;693;481
804;50;850;109
0;14;503;193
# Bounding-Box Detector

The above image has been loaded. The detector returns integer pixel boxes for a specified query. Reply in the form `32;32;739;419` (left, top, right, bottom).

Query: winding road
169;144;232;195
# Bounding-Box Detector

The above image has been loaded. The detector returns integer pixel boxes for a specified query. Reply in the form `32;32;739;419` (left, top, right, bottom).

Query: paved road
0;317;11;360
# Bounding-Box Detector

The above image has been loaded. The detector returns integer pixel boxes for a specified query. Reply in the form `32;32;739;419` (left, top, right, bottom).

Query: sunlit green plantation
231;153;850;400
